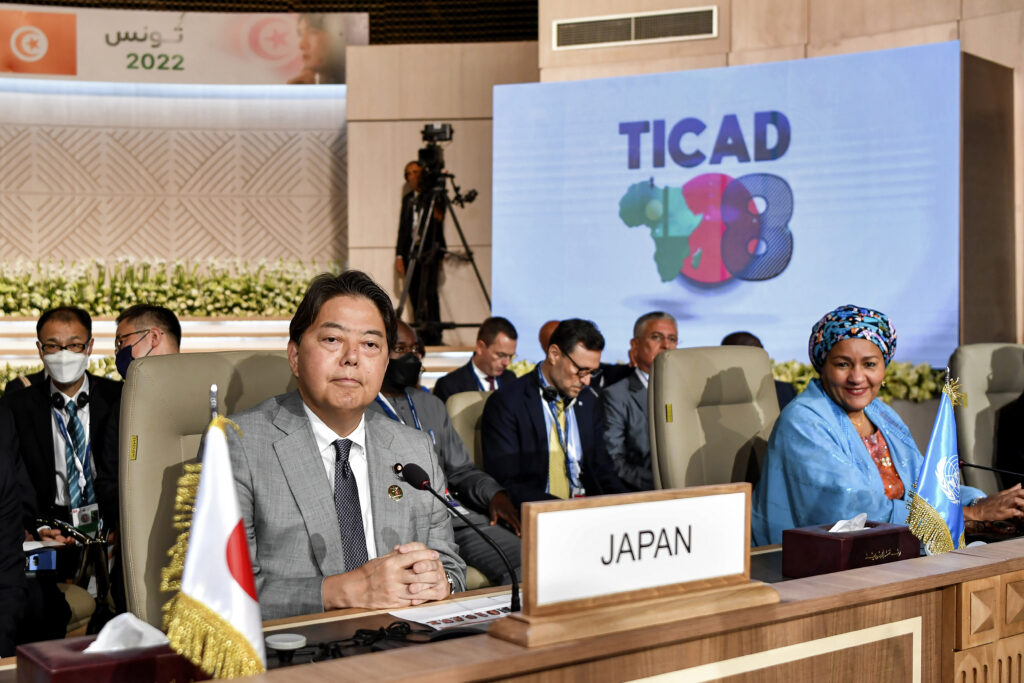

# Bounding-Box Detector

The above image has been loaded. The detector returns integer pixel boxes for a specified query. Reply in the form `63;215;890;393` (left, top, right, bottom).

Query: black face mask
384;353;422;390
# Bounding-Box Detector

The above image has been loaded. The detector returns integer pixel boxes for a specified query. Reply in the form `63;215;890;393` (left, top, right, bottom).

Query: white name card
525;486;750;612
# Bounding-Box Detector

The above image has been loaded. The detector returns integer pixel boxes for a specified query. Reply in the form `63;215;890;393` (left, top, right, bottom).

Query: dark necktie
487;376;496;391
333;438;368;572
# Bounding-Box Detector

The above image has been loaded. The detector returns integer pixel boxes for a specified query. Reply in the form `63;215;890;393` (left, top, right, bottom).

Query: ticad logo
10;25;47;62
619;172;794;286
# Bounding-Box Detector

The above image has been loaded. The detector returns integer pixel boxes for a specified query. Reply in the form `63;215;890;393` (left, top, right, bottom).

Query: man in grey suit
600;312;678;491
369;321;521;585
229;271;465;620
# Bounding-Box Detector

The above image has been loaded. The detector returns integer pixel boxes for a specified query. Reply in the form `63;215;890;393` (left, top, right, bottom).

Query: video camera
418;123;453;187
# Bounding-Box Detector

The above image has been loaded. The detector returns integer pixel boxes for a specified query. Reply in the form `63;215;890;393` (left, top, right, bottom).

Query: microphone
401;462;521;613
959;460;1024;481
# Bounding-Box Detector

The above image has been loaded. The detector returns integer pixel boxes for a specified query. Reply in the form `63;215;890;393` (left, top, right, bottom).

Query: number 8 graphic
720;173;794;281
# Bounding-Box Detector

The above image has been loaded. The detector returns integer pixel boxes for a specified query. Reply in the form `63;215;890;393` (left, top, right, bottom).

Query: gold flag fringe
944;377;967;408
165;592;265;678
906;493;954;554
161;462;202;627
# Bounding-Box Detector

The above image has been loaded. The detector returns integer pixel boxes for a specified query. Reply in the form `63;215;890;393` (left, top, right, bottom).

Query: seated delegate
752;304;1024;545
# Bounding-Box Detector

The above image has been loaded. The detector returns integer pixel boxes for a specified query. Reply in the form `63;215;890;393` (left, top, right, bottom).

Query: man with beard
481;319;627;507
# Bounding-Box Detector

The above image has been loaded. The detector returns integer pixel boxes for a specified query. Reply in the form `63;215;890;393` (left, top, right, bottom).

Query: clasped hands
322;541;450;611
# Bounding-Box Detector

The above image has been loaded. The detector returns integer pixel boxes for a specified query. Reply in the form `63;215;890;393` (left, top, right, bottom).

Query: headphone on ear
51;392;89;410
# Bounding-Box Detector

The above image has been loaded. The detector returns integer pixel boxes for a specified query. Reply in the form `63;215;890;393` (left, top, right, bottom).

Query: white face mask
42;349;90;385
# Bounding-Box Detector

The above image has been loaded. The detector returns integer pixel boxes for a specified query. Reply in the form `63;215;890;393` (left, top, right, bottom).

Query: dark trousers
410;256;443;345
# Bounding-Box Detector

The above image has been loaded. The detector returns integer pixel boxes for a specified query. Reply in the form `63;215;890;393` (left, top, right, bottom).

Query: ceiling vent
554;6;717;50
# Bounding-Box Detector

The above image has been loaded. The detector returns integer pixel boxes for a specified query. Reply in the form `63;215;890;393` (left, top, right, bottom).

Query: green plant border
0;259;332;318
511;358;944;403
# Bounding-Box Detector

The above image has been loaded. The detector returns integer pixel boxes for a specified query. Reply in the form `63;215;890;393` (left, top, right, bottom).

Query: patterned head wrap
808;304;897;371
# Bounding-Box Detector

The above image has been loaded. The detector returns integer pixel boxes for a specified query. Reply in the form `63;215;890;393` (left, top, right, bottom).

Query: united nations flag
906;378;966;554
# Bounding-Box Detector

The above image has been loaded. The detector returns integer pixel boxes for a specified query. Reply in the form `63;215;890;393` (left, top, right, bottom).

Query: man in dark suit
1;307;122;529
433;316;518;404
601;312;678;491
481;319;627;507
395;160;447;345
0;406;27;657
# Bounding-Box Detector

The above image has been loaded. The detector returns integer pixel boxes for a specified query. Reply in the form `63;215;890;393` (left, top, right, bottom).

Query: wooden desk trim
249;539;1024;682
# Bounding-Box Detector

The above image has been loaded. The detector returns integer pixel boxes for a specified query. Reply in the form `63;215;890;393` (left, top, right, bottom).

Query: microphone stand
401;466;521;613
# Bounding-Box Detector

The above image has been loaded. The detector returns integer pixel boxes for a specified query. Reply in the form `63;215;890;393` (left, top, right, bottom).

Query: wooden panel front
954;633;1024;683
1001;569;1024;638
958;576;1001;649
499;591;938;683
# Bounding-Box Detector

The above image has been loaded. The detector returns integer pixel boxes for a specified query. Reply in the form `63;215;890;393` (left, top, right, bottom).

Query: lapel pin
392;463;404;475
388;484;404;501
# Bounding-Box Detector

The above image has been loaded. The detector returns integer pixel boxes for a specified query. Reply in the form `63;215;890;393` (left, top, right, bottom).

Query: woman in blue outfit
752;304;1024;546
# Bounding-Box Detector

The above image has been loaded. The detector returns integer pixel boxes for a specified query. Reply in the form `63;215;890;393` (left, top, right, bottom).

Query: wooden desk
6;540;1024;681
248;539;1024;681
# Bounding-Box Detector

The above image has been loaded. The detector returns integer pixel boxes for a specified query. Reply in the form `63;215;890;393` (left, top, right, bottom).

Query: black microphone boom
960;460;1024;481
401;462;521;613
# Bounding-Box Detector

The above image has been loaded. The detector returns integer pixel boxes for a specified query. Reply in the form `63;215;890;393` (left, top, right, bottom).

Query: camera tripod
397;172;490;344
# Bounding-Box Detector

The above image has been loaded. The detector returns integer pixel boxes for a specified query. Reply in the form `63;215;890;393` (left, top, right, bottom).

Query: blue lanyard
537;368;574;473
375;391;434;444
53;408;91;486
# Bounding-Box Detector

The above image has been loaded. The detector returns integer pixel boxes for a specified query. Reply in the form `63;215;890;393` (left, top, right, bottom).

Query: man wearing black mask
367;321;521;586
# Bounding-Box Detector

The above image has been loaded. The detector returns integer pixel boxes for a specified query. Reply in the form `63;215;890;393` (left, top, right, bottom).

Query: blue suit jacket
481;368;626;508
433;359;515;404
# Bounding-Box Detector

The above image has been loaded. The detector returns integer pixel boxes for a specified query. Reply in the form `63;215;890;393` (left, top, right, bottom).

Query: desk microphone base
488;580;779;648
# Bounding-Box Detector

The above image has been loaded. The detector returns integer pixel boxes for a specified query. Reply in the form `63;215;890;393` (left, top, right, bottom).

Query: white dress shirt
49;376;91;507
301;403;378;561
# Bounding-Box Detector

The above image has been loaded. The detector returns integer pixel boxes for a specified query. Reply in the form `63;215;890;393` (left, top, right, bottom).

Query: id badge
443;489;470;516
71;503;99;538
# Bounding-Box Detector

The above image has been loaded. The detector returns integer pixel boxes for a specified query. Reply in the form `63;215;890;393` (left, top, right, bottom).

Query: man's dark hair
37;306;92;337
549;319;604;355
721;331;763;348
289;271;397;350
477;316;518;345
117;305;182;347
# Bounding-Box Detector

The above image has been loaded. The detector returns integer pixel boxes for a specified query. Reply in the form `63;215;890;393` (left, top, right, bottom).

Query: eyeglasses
491;351;516;362
114;328;150;352
564;352;601;380
39;339;91;354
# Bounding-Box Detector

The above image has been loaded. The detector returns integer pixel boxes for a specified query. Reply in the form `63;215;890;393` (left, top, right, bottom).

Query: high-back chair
649;346;780;489
445;390;490;468
119;351;296;627
949;343;1024;493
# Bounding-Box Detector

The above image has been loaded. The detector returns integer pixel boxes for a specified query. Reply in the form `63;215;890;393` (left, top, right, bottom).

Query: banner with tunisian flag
165;416;265;678
0;3;367;84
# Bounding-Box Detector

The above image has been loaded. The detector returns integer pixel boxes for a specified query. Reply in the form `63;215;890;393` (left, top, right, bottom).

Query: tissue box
16;635;208;683
781;521;919;579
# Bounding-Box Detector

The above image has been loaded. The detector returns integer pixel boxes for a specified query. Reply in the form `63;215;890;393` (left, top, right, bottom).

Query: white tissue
828;512;869;533
83;613;170;653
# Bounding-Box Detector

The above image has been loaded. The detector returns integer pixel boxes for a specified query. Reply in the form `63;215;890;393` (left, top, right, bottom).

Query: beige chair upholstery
949;343;1024;494
446;390;489;468
443;390;492;590
649;346;780;489
119;351;296;627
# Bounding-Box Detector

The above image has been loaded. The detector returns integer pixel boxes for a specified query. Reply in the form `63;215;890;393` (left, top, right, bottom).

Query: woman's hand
963;483;1024;522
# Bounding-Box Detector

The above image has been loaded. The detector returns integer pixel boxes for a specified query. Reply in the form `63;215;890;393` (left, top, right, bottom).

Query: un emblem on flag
937;453;961;504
